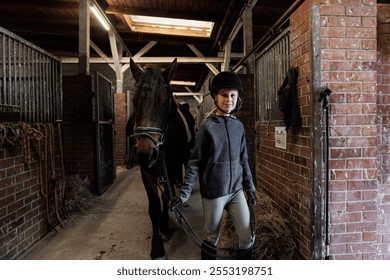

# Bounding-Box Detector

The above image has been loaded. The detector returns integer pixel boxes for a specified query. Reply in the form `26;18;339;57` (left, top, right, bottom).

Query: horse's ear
163;58;177;84
130;58;144;81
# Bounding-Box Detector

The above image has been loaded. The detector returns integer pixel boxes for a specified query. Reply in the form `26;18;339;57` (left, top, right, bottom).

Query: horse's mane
132;67;167;120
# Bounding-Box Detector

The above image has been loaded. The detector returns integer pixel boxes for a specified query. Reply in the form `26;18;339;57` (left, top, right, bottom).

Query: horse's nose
134;144;159;168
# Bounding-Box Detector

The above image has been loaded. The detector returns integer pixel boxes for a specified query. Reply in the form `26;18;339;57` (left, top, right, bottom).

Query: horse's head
130;58;178;168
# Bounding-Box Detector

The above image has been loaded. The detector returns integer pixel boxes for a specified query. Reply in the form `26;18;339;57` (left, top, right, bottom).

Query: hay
219;191;299;260
63;175;94;215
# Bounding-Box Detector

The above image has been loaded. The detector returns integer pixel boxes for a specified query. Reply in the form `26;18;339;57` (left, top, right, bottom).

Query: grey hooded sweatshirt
179;113;255;202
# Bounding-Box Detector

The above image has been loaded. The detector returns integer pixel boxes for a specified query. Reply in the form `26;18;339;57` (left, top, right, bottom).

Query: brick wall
256;0;319;259
320;0;379;260
62;75;95;185
255;0;386;260
0;74;117;259
237;74;256;174
114;93;127;167
377;3;390;260
0;124;62;259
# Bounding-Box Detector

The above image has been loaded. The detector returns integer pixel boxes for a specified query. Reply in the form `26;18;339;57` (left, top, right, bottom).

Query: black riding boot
201;240;216;260
236;247;253;260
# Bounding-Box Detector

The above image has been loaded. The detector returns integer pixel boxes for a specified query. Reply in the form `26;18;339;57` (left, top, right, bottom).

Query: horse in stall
127;58;195;259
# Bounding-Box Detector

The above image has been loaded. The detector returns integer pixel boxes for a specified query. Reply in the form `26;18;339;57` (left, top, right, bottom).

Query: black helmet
210;71;243;98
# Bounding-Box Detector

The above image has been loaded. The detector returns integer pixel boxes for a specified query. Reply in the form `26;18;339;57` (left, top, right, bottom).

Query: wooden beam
109;30;123;92
187;44;219;74
133;41;157;57
78;0;90;75
243;7;254;73
62;56;224;64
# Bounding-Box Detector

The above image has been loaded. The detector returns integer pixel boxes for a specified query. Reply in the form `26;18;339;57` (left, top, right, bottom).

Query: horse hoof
152;254;167;260
161;231;171;242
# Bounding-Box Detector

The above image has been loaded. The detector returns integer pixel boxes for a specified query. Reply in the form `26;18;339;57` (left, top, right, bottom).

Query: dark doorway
95;71;115;195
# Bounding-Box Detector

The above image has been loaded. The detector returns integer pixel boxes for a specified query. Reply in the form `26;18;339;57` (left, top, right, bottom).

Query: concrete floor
19;167;204;260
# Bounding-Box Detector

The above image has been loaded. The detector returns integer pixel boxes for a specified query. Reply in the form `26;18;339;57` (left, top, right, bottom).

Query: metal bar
7;34;11;106
1;27;62;123
255;29;290;122
40;52;43;122
44;54;48;122
32;49;37;123
17;41;21;112
233;0;304;71
56;60;62;120
27;47;32;122
48;58;53;122
22;44;27;121
1;34;5;105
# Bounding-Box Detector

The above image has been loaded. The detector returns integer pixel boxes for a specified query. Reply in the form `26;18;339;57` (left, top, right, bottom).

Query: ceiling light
90;5;110;31
171;80;196;86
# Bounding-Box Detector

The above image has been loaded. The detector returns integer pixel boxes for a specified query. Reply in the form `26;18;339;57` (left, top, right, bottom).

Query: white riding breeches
202;190;253;250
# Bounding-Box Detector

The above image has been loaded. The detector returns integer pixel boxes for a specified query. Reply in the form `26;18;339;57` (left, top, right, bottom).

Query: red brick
328;16;362;27
362;232;378;242
331;232;362;244
345;6;377;17
330;211;362;223
347;201;377;212
328;243;347;255
320;5;346;15
346;27;376;39
346;243;379;254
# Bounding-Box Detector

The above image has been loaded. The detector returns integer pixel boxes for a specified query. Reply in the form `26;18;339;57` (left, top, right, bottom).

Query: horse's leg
160;183;175;241
159;163;181;240
140;168;166;259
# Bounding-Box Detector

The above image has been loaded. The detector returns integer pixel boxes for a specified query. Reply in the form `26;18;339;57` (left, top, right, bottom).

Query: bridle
132;126;165;149
131;83;173;168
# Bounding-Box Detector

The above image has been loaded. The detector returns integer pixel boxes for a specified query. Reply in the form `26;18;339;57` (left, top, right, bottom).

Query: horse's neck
176;108;192;143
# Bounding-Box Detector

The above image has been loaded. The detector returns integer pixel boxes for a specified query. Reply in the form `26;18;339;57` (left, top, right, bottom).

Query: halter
132;127;165;148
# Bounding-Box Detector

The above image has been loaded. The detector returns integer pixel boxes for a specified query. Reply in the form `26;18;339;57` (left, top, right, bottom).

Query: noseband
133;127;165;148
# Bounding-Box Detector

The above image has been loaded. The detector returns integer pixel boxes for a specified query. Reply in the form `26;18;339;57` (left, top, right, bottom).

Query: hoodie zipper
223;117;232;190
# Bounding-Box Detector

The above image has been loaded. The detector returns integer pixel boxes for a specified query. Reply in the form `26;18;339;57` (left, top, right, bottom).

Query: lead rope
34;123;56;230
48;123;65;227
17;121;43;167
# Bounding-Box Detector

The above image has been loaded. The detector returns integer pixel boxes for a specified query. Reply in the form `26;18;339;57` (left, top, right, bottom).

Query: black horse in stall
126;58;195;259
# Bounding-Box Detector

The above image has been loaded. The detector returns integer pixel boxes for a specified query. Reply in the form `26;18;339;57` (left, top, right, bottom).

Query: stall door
95;71;115;195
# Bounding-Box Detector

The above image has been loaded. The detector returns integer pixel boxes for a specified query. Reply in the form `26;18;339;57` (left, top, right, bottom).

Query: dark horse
127;58;195;259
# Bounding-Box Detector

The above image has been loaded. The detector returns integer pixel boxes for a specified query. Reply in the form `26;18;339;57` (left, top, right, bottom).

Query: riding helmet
210;71;243;98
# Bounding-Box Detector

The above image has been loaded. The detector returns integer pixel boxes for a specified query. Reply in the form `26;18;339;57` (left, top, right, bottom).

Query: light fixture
171;80;196;86
90;5;110;31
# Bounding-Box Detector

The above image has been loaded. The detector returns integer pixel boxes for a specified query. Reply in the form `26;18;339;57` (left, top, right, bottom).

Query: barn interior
1;0;390;262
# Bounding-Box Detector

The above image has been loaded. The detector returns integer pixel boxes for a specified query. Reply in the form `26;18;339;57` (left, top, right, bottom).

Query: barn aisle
19;167;203;260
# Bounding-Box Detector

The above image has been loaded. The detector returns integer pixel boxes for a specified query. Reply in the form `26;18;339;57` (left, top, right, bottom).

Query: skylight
124;15;214;38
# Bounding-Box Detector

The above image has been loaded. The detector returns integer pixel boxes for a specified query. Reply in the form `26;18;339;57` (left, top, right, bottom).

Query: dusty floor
19;167;204;260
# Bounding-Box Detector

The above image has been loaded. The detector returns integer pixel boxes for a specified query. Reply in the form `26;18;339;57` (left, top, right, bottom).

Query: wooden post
79;0;90;75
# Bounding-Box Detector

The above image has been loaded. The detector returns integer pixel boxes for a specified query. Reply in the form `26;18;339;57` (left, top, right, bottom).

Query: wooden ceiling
0;0;321;92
